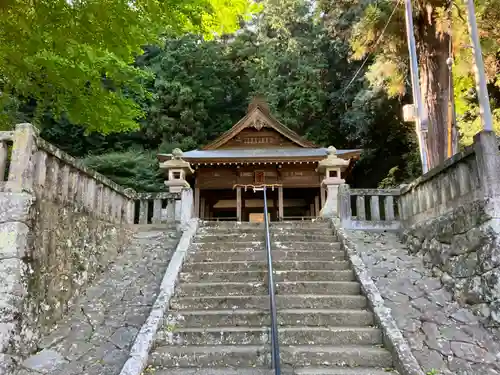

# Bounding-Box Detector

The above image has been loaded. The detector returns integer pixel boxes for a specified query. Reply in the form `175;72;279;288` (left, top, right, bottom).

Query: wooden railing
338;185;401;230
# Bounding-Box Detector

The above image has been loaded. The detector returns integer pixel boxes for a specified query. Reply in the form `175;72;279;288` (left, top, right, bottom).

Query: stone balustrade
399;144;481;227
33;137;137;224
338;185;401;230
1;124;193;226
135;192;182;224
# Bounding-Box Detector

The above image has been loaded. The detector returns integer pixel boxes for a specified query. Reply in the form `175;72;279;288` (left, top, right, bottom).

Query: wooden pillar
309;203;315;218
194;187;200;218
236;186;242;222
278;186;284;221
314;195;320;217
206;200;211;220
200;197;206;220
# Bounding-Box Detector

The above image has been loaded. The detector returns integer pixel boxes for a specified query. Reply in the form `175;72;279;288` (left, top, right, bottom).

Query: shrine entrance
158;97;361;221
198;185;323;222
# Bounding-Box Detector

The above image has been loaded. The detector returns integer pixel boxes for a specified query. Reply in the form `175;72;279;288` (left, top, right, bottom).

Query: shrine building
158;98;361;222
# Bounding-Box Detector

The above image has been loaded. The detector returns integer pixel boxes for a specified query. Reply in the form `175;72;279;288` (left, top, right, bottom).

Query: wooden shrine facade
158;98;361;222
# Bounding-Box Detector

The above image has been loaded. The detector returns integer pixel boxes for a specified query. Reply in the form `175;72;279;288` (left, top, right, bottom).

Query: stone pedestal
180;188;193;229
320;178;344;218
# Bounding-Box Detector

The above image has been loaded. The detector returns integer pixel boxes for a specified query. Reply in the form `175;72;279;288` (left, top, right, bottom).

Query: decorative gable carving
251;117;269;131
202;98;317;150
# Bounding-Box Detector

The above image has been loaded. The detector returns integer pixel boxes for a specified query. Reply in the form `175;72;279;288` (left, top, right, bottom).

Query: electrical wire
342;0;403;95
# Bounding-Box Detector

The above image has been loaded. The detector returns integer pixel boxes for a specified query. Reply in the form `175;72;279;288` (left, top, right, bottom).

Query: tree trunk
416;2;451;170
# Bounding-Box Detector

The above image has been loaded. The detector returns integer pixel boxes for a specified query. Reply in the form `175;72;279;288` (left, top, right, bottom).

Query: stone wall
0;124;136;367
400;131;500;326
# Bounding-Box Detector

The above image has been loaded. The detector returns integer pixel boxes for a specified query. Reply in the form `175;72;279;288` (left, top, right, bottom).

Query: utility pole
403;0;429;173
464;0;493;131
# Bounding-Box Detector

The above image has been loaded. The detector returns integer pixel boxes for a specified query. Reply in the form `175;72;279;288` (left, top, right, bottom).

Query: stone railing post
123;189;136;224
474;131;500;208
338;184;352;228
5;123;38;193
180;188;193;228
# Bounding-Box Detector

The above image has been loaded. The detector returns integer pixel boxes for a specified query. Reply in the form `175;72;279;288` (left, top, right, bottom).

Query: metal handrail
262;186;281;375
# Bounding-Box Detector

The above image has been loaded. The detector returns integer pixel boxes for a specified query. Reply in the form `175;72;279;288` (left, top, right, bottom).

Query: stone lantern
160;148;193;193
317;146;349;217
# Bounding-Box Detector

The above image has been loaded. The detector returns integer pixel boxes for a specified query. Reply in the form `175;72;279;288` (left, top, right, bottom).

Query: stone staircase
148;221;398;375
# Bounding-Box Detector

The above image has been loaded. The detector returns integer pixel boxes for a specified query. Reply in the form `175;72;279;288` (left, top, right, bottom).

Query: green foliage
0;0;257;133
82;150;165;192
137;35;251;151
6;0;420;190
320;0;500;167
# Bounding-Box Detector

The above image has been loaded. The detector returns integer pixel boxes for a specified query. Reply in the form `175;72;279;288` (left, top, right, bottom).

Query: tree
83;150;165;191
0;0;257;133
23;0;421;190
319;0;500;169
136;35;251;152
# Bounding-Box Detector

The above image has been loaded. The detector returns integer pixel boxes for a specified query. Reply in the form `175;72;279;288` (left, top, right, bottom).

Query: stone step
272;242;341;251
156;326;382;346
197;226;333;235
279;345;393;368
165;309;374;328
182;260;350;273
276;281;361;296
149;345;392;368
201;221;331;229
194;234;338;242
179;270;355;283
175;282;267;297
149;344;269;367
189;250;345;262
152;368;398;375
195;234;338;242
153;369;274;375
293;369;398;375
192;242;341;251
170;295;368;310
175;281;361;297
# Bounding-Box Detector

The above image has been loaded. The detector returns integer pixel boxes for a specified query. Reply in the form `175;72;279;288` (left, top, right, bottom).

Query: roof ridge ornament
247;95;270;114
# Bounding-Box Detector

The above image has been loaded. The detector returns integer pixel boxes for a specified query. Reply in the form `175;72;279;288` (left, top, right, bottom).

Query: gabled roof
156;148;362;164
202;101;317;150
